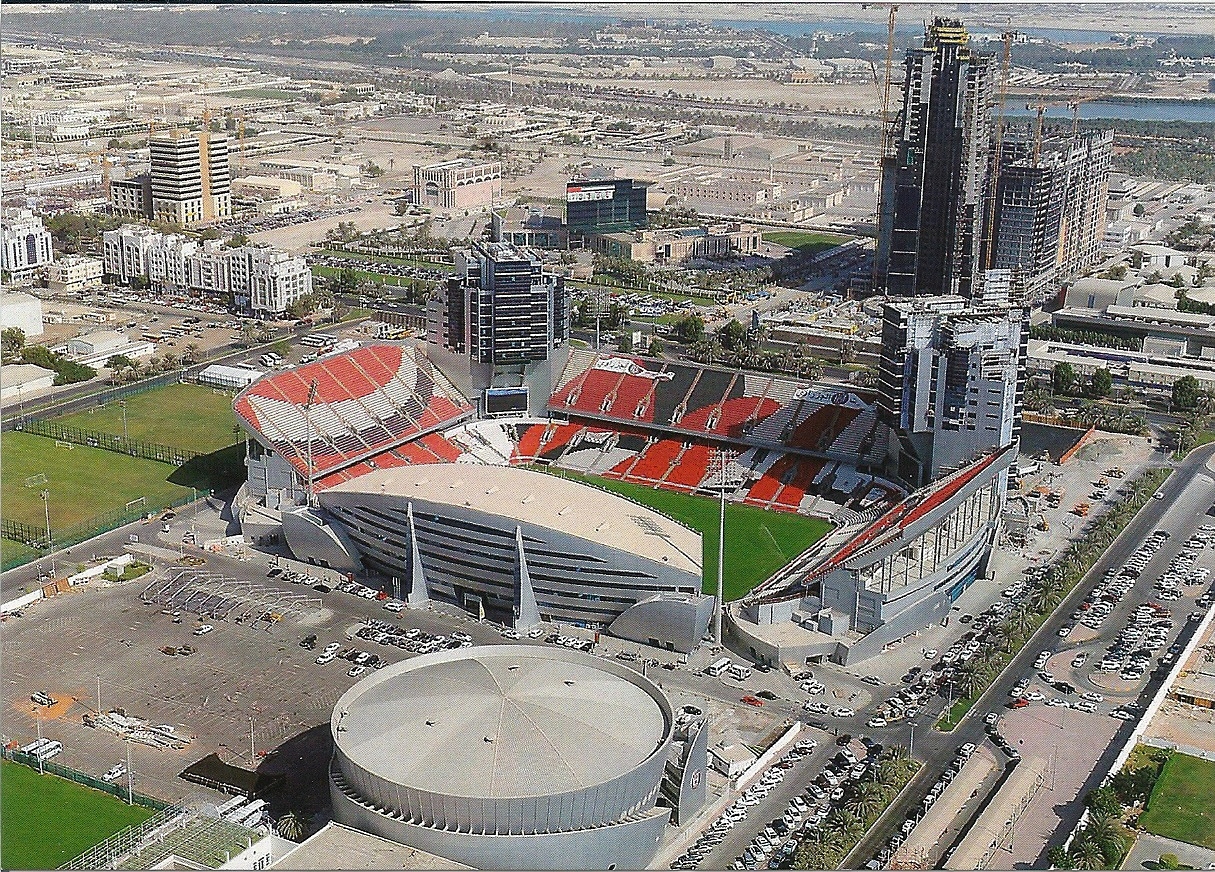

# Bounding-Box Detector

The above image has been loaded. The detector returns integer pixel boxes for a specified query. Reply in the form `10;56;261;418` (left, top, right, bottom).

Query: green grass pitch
543;469;832;600
52;383;241;455
0;761;154;870
1;432;194;531
761;230;852;255
1140;751;1215;850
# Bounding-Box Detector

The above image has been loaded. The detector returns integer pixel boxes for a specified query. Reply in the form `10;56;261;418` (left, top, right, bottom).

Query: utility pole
40;489;52;572
120;400;129;441
97;675;103;716
249;715;256;761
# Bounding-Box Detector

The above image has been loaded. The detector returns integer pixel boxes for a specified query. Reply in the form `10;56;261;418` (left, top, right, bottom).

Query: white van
727;663;752;681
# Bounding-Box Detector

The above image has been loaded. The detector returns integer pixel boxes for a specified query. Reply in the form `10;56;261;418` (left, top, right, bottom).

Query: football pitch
0;760;153;870
1140;751;1215;850
52;383;241;455
546;470;831;600
1;432;194;531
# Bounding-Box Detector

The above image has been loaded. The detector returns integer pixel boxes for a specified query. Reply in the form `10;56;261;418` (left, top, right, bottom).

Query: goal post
125;496;147;511
55;440;74;450
24;473;47;488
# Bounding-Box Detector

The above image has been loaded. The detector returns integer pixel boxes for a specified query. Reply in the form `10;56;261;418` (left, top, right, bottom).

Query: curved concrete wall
330;771;670;870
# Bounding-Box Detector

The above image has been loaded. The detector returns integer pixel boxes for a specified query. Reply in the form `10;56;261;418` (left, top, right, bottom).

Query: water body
1003;100;1215;123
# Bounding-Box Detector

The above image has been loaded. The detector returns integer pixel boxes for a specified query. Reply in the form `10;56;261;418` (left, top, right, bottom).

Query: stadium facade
286;464;712;651
329;646;703;870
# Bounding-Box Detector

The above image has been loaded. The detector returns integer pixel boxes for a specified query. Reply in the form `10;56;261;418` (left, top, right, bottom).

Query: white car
1081;691;1104;702
923;648;938;659
831;707;855;718
1152;491;1165;500
193;624;214;636
102;763;127;783
1046;697;1069;707
316;653;336;665
1110;709;1136;721
866;716;888;729
526;626;545;639
958;743;976;758
383;600;404;612
347;665;367;677
323;642;341;655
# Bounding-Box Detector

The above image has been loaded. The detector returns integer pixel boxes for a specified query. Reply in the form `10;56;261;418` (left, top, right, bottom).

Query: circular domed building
329;645;674;870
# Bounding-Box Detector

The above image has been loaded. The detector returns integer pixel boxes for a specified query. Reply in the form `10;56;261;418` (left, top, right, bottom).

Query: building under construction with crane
108;128;231;227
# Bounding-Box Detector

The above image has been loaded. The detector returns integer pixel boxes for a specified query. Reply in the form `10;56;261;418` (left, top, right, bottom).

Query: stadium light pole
120;400;128;441
97;675;102;716
34;708;44;775
249;715;256;761
40;489;53;575
715;449;727;646
125;739;133;805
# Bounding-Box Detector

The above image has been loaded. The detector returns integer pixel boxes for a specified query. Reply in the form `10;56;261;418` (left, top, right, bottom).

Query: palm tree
1083;812;1129;865
825;808;861;839
844;780;883;822
1069;837;1106;870
275;810;305;841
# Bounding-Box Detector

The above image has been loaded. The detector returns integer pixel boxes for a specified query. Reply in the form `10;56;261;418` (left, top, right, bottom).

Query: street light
119;400;128;442
33;707;44;775
909;721;917;758
39;489;53;575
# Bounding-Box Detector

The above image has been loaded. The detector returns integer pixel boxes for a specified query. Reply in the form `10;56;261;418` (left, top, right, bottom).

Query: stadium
328;645;676;870
232;340;1006;662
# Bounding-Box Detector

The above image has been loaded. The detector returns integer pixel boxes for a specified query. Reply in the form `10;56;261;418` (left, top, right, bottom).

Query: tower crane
870;3;899;292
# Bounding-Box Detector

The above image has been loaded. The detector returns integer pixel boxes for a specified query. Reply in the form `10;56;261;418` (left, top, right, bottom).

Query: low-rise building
411;159;502;212
0;290;45;336
66;329;154;367
490;206;567;250
47;255;103;294
589;223;762;265
1;363;55;401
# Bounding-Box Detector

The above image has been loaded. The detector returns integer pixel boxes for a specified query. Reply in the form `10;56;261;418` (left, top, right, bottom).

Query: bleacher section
234;343;473;484
549;351;885;460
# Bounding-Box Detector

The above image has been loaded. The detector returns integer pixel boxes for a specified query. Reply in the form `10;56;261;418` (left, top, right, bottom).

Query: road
841;442;1215;868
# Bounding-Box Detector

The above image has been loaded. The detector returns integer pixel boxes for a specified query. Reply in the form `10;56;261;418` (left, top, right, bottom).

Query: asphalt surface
841;442;1215;869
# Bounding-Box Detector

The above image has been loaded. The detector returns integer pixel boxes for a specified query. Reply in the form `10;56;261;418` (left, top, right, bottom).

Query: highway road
841;442;1215;868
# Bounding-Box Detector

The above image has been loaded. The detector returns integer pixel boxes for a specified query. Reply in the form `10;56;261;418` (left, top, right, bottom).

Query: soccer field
761;230;852;255
1;432;194;531
545;470;831;600
1140;751;1215;850
0;761;154;870
52;383;241;455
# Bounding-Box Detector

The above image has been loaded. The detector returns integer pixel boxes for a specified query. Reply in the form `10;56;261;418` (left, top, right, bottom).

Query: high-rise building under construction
877;18;993;299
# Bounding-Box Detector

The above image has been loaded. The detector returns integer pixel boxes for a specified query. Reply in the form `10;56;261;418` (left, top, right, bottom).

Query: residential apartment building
877;19;993;299
412;159;502;211
102;225;310;315
878;295;1026;488
1;210;54;280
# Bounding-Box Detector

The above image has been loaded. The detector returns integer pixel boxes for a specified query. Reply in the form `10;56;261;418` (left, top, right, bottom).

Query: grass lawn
1140;752;1215;849
1;537;42;570
1;432;194;530
540;469;831;600
52;383;241;455
762;230;852;254
0;760;154;869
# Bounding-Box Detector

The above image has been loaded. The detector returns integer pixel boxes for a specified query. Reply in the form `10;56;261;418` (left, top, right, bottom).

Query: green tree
718;318;747;353
1084;785;1121;818
271;340;291;358
649;337;664;357
1133;203;1146;217
1;326;26;360
105;353;135;372
1053;362;1078;395
672;313;705;345
616;333;633;353
226;232;250;248
1070;838;1106;870
1159;854;1181;870
1046;845;1075;869
1173;374;1201;411
1083;812;1130;866
276;811;305;841
1091;368;1113;397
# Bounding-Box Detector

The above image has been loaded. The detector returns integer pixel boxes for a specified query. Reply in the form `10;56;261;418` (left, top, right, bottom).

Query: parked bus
727;663;752;681
704;657;732;677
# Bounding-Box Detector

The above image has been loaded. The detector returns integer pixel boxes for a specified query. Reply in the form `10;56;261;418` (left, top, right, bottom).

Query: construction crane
983;28;1019;270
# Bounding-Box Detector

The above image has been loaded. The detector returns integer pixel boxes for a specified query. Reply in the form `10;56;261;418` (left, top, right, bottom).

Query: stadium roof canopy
333;647;671;799
325;463;702;573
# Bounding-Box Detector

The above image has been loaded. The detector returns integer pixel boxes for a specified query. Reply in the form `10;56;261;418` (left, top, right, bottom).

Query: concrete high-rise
429;241;569;415
878;296;1025;488
877;18;993;299
147;130;231;226
989;129;1113;302
1;209;54;280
